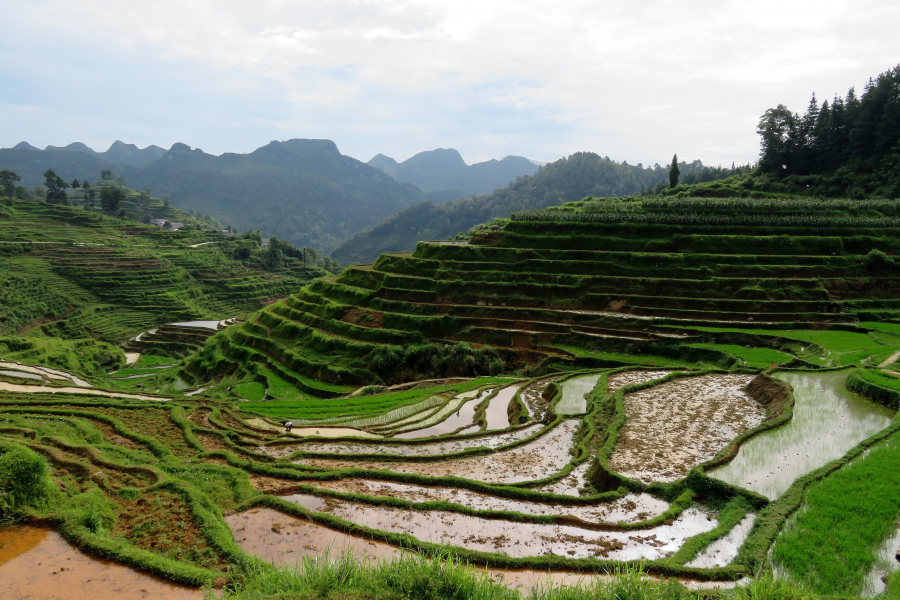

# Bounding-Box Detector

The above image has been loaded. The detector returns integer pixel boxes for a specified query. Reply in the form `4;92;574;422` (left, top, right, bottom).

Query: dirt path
878;350;900;367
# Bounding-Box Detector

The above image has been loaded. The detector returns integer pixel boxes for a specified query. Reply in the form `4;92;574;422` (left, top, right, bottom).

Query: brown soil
89;407;195;458
342;308;384;329
112;493;227;571
248;474;304;495
608;374;763;483
607;370;674;392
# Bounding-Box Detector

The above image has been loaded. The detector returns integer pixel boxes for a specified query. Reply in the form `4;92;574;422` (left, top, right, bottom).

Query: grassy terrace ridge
188;193;900;396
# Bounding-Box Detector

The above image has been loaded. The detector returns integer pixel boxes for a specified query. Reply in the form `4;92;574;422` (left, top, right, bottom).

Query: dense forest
332;152;685;264
756;64;900;198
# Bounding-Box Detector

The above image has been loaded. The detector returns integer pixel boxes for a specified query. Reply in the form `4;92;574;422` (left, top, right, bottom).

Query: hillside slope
368;148;539;194
2;139;430;253
332;152;671;264
0;199;334;349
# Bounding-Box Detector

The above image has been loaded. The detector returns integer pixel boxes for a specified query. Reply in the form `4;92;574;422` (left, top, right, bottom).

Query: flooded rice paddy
686;514;757;568
0;525;201;600
712;371;896;499
284;493;716;560
303;479;671;524
519;376;559;420
555;374;601;415
607;370;674;391
263;423;546;458
226;507;402;566
609;374;763;483
484;384;522;430
391;389;491;439
294;419;580;483
863;521;900;597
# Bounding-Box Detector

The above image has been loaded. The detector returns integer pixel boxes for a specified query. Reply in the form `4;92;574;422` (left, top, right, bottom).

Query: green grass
689;344;794;367
242;377;510;421
855;368;900;391
862;321;900;336
556;346;694;368
233;381;266;401
773;430;900;596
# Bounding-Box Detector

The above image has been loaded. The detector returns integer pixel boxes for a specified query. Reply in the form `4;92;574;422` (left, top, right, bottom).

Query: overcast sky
2;1;898;167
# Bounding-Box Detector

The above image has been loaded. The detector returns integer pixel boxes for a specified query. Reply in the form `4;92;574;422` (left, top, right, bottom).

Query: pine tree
668;154;680;188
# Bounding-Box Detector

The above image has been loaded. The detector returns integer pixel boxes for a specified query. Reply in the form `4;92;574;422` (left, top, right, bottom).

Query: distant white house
219;230;235;237
149;219;185;231
261;238;271;249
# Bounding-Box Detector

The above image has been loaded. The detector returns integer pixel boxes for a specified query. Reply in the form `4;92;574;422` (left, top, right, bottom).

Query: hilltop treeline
757;64;900;198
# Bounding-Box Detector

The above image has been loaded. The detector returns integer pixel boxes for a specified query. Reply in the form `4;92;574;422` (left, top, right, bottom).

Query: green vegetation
773;431;900;595
331;152;689;264
689;344;794;368
2;138;429;253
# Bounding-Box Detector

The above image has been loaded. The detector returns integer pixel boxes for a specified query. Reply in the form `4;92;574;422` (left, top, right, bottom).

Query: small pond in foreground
711;370;895;500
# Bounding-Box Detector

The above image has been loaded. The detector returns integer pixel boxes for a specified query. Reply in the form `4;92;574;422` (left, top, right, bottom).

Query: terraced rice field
5;197;900;598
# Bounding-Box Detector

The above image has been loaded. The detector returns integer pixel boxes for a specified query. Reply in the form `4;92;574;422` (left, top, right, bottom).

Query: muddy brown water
294;419;580;484
228;507;736;591
0;525;201;599
535;459;596;496
555;374;602;415
283;493;716;560
712;371;896;500
484;384;523;430
607;370;674;392
609;374;763;484
261;423;546;459
304;479;671;524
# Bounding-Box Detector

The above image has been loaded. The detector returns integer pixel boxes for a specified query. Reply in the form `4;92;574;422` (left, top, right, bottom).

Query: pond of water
484;383;523;430
711;371;896;499
0;525;201;599
0;369;44;380
555;374;601;415
284;493;716;560
303;480;670;524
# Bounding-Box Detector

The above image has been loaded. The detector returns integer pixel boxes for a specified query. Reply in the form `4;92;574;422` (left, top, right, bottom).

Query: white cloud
1;0;898;166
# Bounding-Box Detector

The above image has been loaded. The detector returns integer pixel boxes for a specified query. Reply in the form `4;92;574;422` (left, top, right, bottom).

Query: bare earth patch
608;375;762;483
607;370;674;392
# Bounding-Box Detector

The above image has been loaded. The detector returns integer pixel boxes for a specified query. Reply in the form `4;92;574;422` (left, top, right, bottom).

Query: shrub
0;443;50;521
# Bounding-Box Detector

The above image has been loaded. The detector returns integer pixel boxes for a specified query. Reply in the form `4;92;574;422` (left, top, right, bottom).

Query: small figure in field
283;421;293;433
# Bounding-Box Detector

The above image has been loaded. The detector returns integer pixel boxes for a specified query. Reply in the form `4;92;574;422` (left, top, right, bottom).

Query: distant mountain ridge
332;152;677;265
0;138;429;253
11;140;166;166
368;148;539;195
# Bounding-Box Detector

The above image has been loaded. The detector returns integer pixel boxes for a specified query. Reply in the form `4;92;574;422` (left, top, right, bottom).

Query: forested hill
2;139;429;253
368;148;539;194
331;152;673;264
755;64;900;198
